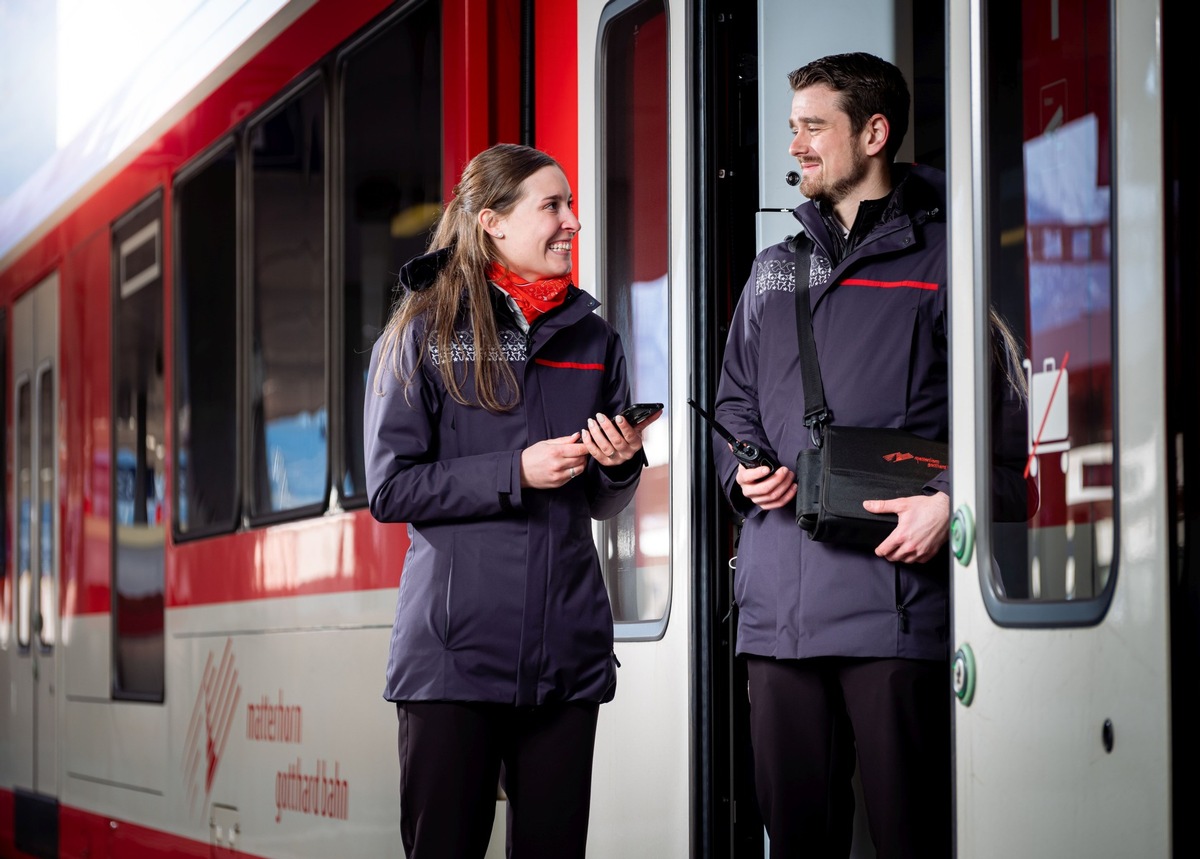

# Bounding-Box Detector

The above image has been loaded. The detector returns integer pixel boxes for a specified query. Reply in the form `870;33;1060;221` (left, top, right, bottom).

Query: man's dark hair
787;52;911;160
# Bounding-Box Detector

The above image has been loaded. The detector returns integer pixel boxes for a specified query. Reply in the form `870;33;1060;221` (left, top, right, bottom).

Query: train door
735;2;945;856
9;273;61;806
577;1;690;856
947;1;1171;855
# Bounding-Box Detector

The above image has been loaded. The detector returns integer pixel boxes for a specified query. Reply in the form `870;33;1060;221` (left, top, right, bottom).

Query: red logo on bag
883;451;947;470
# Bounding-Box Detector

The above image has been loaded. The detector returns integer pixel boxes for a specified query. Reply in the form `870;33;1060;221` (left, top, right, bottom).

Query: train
0;0;1193;856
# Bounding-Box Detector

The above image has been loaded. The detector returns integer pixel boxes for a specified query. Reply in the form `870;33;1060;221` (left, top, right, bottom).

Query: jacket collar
396;246;453;294
792;162;945;248
790;164;945;308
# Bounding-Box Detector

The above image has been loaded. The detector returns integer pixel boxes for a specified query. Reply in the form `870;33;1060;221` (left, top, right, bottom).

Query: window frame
597;0;673;642
974;0;1119;628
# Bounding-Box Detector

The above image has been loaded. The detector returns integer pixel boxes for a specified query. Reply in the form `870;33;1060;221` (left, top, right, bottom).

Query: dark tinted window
339;0;441;501
249;80;328;517
175;145;238;536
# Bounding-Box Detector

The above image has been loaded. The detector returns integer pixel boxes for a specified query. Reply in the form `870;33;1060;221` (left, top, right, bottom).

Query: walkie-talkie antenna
686;398;778;472
686;398;737;445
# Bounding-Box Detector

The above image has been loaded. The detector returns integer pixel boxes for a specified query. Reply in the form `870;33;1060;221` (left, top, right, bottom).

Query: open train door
946;1;1171;856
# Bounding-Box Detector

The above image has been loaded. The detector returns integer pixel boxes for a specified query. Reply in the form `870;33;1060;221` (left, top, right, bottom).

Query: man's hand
736;462;797;510
864;491;950;564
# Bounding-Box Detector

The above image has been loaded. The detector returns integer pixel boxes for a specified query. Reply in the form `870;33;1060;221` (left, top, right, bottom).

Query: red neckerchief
487;262;571;325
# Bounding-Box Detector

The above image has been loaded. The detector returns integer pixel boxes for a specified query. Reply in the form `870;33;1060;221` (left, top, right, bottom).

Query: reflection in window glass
175;145;238;535
987;0;1114;602
249;81;328;516
16;380;31;649
37;368;55;648
340;0;441;501
112;195;166;700
601;0;670;629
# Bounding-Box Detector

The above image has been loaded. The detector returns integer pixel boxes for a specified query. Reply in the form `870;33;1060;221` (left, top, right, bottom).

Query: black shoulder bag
792;234;949;546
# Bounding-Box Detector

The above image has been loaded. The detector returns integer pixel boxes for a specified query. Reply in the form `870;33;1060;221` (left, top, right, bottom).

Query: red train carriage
1;0;1191;857
0;1;583;855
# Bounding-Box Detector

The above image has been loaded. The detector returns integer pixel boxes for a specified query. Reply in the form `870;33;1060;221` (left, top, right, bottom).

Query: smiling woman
363;142;657;859
481;164;580;282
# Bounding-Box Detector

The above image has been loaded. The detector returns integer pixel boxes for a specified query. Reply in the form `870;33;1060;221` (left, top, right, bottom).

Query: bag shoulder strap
793;234;831;437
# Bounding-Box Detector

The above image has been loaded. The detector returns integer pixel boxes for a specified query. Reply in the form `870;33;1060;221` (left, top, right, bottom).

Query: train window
111;193;166;700
338;0;441;504
599;0;670;637
174;144;238;537
983;0;1116;621
15;377;31;649
248;79;329;519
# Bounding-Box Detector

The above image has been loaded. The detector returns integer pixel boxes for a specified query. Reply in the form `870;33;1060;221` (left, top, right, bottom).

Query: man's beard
799;147;869;205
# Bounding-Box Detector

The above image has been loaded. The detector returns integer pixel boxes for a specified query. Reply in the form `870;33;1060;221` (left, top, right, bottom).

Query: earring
495;232;504;238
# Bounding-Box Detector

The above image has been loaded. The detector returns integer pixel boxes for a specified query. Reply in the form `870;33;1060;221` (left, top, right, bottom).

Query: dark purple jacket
364;254;641;706
714;165;1028;662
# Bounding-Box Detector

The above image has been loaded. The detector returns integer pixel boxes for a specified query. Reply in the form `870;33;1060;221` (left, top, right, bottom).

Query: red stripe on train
0;791;257;859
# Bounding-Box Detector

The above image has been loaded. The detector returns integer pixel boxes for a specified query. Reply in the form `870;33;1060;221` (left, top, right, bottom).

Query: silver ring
569;466;576;478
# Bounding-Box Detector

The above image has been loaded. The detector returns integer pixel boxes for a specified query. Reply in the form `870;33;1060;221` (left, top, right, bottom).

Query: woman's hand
520;433;589;488
581;410;661;468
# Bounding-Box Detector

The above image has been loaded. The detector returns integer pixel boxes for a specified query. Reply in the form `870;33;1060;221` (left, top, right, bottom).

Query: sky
0;0;291;259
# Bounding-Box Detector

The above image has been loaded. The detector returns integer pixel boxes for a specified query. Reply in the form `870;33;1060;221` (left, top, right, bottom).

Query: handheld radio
687;398;778;472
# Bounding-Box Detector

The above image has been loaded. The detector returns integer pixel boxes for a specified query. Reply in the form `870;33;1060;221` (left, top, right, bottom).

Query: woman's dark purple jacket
364;256;641;706
714;165;1029;662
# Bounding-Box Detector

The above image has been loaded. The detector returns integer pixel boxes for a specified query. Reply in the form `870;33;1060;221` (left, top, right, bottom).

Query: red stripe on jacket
841;278;938;291
534;358;606;370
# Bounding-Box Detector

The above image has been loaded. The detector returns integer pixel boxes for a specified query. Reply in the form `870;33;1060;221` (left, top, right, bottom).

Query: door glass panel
37;367;55;648
600;0;670;634
112;195;166;700
986;0;1115;608
16;378;31;649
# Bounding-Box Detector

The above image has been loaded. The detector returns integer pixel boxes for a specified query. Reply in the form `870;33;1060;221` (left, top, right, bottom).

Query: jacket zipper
895;570;910;633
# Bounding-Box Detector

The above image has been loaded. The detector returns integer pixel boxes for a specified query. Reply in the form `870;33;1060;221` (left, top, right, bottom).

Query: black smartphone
619;402;664;425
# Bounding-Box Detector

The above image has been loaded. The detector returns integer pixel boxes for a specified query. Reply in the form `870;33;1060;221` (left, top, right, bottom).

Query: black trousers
396;700;600;859
746;655;951;859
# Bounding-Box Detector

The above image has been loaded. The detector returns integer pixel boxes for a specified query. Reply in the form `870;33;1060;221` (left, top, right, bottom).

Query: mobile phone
686;398;778;472
619;402;664;425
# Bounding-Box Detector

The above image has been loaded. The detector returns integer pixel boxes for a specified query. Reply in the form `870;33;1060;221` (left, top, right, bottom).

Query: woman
364;143;655;858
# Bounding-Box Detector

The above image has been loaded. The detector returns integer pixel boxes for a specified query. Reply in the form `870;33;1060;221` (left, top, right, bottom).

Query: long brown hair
376;143;561;412
990;306;1029;401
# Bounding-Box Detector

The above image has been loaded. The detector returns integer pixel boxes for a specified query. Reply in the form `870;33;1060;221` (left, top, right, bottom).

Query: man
712;52;1029;857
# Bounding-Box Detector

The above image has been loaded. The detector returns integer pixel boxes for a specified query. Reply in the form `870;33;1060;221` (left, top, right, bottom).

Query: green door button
952;643;976;706
950;505;975;565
